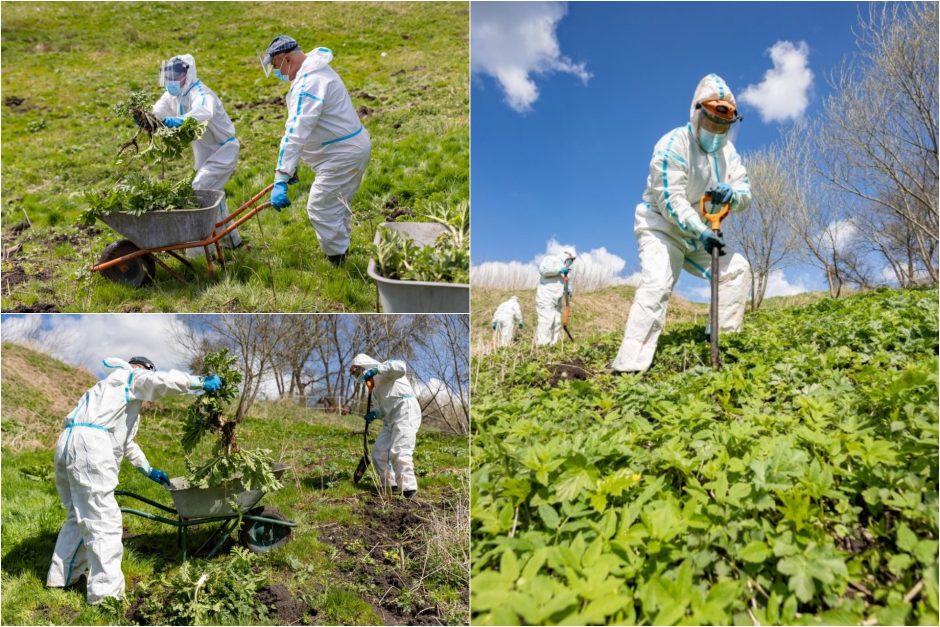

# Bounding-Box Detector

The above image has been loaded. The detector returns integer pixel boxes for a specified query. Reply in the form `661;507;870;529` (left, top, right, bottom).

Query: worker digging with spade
612;74;752;374
349;354;422;499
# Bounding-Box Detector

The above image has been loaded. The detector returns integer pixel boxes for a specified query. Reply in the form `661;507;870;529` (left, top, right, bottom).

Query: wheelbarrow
91;184;274;287
115;462;295;560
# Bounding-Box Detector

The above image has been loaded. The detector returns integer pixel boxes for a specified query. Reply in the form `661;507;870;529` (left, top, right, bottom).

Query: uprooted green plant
114;90;206;166
132;547;270;625
471;288;939;626
373;201;469;283
182;349;282;493
78;173;198;226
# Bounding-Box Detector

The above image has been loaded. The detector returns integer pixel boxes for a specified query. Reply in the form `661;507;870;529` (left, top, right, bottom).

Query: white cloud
471;238;640;292
1;314;189;375
763;269;809;298
739;41;813;123
472;1;590;112
820;218;858;254
685;268;808;302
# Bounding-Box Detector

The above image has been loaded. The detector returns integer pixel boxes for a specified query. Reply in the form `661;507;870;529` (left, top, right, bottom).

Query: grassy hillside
470;288;938;625
1;2;468;312
1;342;469;625
470;284;828;357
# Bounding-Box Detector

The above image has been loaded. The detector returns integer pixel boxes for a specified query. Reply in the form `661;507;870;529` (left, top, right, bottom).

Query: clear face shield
258;52;275;78
159;59;189;94
694;100;742;153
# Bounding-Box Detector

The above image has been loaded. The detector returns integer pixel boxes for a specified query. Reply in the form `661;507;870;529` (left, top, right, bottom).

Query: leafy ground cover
471;288;938;625
1;342;469;625
1;2;468;312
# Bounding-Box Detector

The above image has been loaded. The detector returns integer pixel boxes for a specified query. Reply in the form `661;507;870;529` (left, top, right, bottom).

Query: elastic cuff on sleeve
274;172;291;183
137;464;151;476
189;375;204;389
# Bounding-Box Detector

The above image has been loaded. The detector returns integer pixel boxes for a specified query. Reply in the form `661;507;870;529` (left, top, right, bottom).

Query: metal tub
100;190;224;249
166;463;289;519
367;222;470;313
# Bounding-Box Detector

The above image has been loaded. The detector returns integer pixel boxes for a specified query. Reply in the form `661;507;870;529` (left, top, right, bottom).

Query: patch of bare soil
259;583;307;625
4;95;41;112
357;106;375;118
547;358;593;386
319;494;455;625
6;302;59;313
232;96;283;110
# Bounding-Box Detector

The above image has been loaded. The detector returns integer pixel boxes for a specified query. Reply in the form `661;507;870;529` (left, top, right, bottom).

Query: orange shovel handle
700;193;731;231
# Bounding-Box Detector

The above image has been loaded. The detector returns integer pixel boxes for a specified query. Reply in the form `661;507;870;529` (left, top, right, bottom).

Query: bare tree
411;315;470;435
818;2;939;284
728;144;798;309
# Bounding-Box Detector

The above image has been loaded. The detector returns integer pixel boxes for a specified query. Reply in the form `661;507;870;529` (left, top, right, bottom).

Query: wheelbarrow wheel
99;239;156;287
239;506;292;553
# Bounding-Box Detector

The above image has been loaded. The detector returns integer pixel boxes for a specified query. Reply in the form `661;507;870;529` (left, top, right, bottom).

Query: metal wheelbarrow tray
91;184;274;287
116;463;295;560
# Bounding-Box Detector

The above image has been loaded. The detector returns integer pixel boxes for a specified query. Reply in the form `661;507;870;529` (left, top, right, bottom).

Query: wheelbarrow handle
699;193;731;232
216;184;276;228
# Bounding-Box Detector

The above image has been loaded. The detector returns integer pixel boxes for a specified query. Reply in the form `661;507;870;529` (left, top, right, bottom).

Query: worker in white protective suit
349;353;422;498
491;296;524;348
153;54;241;248
261;35;372;266
535;251;575;346
47;356;222;604
612;74;752;373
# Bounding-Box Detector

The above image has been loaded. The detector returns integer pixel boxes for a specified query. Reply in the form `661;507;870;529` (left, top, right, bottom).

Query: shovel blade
353;455;370;483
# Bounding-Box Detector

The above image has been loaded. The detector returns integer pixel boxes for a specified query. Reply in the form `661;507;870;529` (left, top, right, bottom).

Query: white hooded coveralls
492;296;524;347
535;255;570;346
47;359;203;604
153;54;241;247
351;354;422;493
612;74;752;372
276;48;372;256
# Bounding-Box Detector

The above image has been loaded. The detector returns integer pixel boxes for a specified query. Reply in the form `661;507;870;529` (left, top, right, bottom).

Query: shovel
352;379;375;483
562;275;574;342
699;193;731;369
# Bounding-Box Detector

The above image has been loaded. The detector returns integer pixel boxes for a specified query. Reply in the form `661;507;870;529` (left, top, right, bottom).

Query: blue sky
471;1;873;300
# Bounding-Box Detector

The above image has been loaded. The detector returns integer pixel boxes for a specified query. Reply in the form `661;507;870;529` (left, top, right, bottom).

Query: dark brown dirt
233;96;283;110
4;95;41;112
547;358;593;386
386;208;415;221
357;106;374;118
318;494;453;625
833;526;876;554
258;583;307;625
356;91;378;101
9;221;31;237
6;302;60;313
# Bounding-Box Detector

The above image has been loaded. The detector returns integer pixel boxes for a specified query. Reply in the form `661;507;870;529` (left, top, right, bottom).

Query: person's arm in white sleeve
512;303;523;325
726;147;752;213
125;440;151;473
274;74;327;179
648;135;709;237
152;93;175;120
538;257;563;278
128;369;203;401
184;84;217;123
376;360;408;380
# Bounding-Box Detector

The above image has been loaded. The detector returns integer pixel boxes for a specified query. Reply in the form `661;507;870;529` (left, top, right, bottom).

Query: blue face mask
165;81;182;96
698;129;728;154
273;69;289;82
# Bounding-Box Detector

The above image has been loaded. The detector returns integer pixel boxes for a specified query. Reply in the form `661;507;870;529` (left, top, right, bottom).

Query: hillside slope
2;343;469;625
471;288;939;625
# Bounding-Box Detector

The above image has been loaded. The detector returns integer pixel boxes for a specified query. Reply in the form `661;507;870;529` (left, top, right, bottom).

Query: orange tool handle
699;193;731;231
366;379;374;391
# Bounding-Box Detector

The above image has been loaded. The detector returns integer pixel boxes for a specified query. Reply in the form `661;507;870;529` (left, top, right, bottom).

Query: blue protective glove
148;468;170;486
360;367;379;382
162;116;185;129
491;322;497;330
708;183;734;205
698;229;725;255
364;410;378;424
271;181;291;211
559;267;570;277
202;375;223;392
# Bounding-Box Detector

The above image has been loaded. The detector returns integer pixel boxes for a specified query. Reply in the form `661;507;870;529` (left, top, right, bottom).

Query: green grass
2;345;469;625
1;1;468;312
